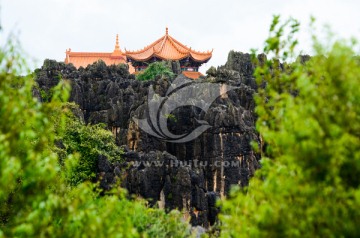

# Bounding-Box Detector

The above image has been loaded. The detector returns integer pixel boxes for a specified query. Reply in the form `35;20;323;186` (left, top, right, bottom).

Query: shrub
52;104;123;185
136;61;174;81
220;16;360;237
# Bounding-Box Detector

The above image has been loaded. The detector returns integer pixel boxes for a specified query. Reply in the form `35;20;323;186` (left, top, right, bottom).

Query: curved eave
127;52;212;63
126;53;185;62
189;53;212;63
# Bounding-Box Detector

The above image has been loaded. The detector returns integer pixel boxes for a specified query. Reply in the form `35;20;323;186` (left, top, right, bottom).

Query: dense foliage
220;16;360;237
136;61;174;81
55;104;123;186
0;34;190;237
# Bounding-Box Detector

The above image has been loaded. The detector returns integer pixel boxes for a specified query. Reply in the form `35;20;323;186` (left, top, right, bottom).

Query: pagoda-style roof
125;28;212;63
65;35;135;73
182;71;203;80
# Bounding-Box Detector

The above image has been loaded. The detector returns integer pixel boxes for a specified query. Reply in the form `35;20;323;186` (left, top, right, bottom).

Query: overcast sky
1;0;360;73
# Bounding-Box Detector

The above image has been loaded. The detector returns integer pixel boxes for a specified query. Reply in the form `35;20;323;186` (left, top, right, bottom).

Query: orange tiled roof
125;28;212;62
65;35;135;73
182;71;203;80
65;52;126;67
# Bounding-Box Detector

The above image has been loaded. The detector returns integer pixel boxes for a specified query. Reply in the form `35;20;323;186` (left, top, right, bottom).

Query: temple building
126;28;212;79
64;28;212;79
65;35;135;73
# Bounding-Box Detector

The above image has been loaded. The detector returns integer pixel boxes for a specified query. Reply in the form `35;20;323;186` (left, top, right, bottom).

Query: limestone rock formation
35;52;262;227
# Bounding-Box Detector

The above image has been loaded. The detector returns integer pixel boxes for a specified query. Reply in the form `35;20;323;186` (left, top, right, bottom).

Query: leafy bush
136;61;174;81
220;16;360;237
0;33;190;237
54;105;123;186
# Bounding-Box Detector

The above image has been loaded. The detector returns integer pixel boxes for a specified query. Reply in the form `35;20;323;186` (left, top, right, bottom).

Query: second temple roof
125;28;212;62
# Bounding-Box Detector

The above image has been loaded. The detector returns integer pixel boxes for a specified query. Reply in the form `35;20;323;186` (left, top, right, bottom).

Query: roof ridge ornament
114;34;120;51
166;27;168;35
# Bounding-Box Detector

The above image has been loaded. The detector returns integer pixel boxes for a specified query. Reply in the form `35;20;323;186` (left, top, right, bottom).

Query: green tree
0;33;190;237
55;104;123;186
136;61;174;81
220;16;360;237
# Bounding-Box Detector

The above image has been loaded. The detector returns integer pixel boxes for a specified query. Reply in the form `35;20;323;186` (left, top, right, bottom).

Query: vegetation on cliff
0;34;190;237
53;103;123;186
220;16;360;237
136;61;174;81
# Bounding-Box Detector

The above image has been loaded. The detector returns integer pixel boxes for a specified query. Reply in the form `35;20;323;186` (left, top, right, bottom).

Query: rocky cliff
35;52;262;227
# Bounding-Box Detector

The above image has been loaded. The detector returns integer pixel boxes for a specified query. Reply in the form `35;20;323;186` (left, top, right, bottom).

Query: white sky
1;0;360;73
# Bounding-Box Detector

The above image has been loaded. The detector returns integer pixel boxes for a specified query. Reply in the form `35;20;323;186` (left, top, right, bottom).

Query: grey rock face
35;52;261;227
